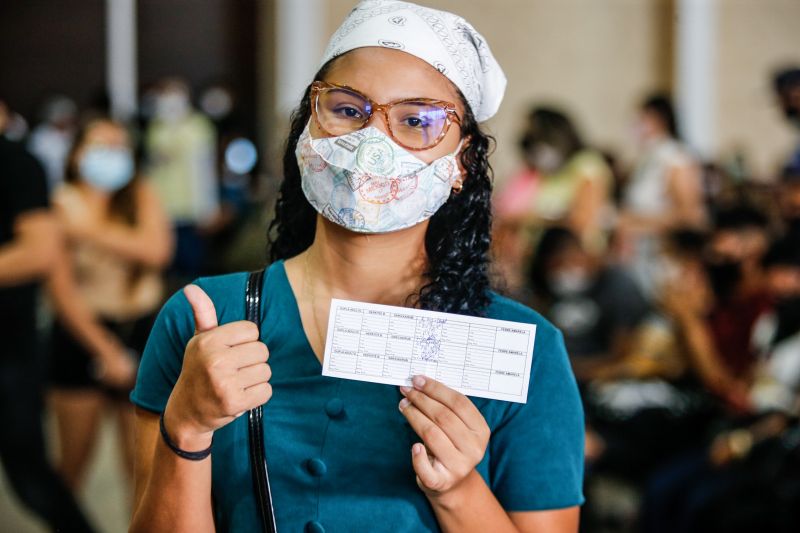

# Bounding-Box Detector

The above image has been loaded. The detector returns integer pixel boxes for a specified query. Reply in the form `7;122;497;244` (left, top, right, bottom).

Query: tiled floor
0;411;131;533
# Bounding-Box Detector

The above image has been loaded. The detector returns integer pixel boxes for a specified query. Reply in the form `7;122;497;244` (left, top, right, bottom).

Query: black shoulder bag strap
245;269;278;533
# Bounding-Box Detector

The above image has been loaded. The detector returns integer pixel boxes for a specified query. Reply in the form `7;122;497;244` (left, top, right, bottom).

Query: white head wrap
320;0;507;122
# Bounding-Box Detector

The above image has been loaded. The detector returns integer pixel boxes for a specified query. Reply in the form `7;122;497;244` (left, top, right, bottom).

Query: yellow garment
54;184;164;321
531;149;612;252
145;113;218;224
533;149;611;221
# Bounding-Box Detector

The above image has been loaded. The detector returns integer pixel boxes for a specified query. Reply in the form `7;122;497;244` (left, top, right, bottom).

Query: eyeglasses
310;81;462;151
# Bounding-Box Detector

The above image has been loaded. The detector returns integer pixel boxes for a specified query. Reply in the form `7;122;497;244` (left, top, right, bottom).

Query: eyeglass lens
316;87;449;149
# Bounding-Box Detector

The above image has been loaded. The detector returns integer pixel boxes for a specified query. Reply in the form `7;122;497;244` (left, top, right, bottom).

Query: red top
708;292;772;378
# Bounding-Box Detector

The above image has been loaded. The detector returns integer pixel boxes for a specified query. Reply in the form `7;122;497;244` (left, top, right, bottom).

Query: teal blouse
131;261;584;532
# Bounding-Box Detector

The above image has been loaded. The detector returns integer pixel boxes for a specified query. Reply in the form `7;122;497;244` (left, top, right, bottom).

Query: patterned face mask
296;121;462;234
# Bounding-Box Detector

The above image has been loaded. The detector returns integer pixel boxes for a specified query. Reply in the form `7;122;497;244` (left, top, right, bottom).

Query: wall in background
716;0;800;178
0;1;106;121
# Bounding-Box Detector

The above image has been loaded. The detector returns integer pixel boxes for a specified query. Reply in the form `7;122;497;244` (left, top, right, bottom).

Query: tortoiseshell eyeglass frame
310;80;462;151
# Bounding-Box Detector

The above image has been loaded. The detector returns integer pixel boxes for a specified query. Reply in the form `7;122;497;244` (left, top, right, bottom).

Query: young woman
48;118;172;490
130;2;584;531
617;94;707;297
516;107;612;253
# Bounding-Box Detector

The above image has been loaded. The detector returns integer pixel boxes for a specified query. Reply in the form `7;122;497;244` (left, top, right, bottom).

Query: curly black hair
267;61;495;316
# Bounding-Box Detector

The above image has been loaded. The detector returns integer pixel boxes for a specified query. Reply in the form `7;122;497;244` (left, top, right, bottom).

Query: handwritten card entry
321;299;537;403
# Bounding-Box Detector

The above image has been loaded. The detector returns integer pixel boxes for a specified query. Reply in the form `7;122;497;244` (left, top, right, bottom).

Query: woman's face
635;109;665;142
314;47;466;165
76;121;130;160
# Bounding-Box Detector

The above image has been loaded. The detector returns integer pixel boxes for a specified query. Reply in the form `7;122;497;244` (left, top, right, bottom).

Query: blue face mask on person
79;146;135;192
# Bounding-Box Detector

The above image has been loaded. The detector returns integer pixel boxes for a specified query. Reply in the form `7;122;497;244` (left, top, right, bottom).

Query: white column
106;0;137;121
275;0;325;115
675;0;717;159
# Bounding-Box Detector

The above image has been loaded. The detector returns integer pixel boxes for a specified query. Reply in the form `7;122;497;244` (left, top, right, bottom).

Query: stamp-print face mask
296;121;462;234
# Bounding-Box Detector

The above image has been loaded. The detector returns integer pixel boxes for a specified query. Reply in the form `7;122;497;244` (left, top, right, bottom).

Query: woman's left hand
399;375;490;499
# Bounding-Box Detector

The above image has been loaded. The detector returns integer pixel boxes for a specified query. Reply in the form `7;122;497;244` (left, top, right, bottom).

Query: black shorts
49;312;157;399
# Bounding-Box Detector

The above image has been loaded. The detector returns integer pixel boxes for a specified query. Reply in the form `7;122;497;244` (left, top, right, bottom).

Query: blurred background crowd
1;1;800;532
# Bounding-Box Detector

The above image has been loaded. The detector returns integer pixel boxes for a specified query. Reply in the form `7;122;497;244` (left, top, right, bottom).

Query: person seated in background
511;106;613;254
641;238;800;533
617;94;706;299
529;227;696;461
703;205;773;383
528;227;656;383
660;205;774;411
745;238;800;418
527;228;722;531
47;118;173;493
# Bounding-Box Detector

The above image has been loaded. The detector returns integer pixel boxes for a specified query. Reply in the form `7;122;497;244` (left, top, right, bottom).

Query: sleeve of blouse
489;323;585;511
130;288;195;413
577;152;612;187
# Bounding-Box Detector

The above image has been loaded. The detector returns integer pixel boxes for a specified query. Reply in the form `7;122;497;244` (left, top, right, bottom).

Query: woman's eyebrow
323;79;450;104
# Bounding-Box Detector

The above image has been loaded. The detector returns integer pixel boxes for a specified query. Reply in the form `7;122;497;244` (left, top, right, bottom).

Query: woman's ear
456;134;472;178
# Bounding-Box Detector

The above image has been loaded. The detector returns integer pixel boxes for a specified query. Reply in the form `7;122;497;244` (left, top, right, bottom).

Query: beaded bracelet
159;413;212;461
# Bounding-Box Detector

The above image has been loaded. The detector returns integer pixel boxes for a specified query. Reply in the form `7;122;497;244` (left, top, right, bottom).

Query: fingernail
399;398;410;411
412;375;426;389
413;443;423;455
399;386;411;395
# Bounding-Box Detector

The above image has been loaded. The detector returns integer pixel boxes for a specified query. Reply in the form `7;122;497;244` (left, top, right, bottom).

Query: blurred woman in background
519;107;613;253
493;106;612;295
618;94;706;297
47;118;172;491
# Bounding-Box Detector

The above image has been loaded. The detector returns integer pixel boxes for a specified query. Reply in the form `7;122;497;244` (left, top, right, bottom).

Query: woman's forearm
429;470;580;533
130;410;215;533
0;210;59;287
674;310;739;393
81;222;172;268
429;470;519;533
47;248;117;360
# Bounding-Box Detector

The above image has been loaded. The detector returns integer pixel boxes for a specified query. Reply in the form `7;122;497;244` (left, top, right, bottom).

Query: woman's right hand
95;340;138;389
162;284;272;450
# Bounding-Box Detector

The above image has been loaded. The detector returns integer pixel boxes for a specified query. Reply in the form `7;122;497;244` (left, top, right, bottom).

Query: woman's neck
76;181;112;211
304;216;429;305
643;131;670;149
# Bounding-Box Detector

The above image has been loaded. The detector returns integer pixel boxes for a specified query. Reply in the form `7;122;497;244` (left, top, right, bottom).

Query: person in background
704;206;773;382
528;227;716;531
47;118;172;492
144;78;218;282
0;99;96;532
28;95;78;191
661;205;773;410
747;237;800;416
519;107;612;254
528;227;656;383
642;238;800;533
618;94;706;298
773;67;800;173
